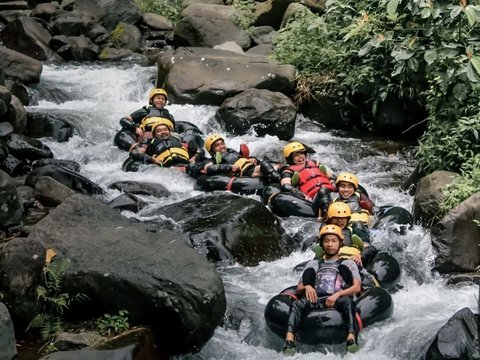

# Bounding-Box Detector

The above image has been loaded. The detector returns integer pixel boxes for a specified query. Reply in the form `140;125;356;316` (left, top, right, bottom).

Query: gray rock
0;169;23;228
0;45;42;84
157;47;296;105
431;192;480;273
27;194;226;356
0;302;17;360
413;171;459;227
34;176;75;207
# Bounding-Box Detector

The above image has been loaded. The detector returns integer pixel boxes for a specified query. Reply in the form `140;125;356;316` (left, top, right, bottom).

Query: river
27;62;478;360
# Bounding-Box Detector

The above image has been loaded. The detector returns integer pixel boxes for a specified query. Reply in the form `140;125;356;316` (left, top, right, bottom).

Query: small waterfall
27;63;478;360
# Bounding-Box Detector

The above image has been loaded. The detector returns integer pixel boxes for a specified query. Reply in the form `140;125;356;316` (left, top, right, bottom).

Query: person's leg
312;187;332;219
283;298;309;354
335;296;360;352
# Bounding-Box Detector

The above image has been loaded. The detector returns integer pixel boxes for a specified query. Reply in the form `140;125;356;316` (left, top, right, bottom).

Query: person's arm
297;267;318;302
359;193;376;214
280;170;304;197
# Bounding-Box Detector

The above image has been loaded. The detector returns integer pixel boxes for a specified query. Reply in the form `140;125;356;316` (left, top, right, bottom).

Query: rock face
413;170;458;227
423;307;480;360
27;194;226;356
157;47;296;105
150;193;286;266
431;192;480;273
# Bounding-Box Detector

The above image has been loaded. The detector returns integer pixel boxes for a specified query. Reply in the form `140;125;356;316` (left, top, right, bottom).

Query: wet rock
34;176;75;207
216;88;296;140
7;133;53;161
0;302;17;359
447;273;480;286
423;307;480;360
108;193;141;212
27;194;226;356
150;193;286;266
0;122;14;138
16;184;35;209
25;164;104;196
0;169;23;228
0;154;28;176
32;158;81;173
26;112;74;142
54;331;104;351
30;2;59;22
110;22;142;52
108;181;170;198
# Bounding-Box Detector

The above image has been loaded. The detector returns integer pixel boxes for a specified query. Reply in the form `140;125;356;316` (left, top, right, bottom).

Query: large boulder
174;4;251;49
216;88;296;140
0;45;43;84
0;16;53;60
27;194;226;356
423;307;480;360
6;133;53;161
149;193;286;266
431;192;480;273
69;0;142;31
0;169;23;228
7;95;27;134
157;47;296;105
413;171;459;227
26;112;74;142
253;0;294;29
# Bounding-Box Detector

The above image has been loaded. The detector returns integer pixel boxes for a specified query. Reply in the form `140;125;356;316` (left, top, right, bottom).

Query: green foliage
272;0;480;178
27;260;89;353
135;0;182;23
439;154;480;216
231;0;256;31
95;310;130;338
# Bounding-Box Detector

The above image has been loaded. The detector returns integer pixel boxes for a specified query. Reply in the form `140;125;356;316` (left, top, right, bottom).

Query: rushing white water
28;63;478;360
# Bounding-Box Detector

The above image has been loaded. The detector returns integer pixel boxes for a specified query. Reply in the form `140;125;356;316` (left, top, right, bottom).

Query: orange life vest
287;160;334;198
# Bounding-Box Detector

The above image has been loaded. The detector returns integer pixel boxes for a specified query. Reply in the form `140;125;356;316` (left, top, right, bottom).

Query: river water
27;63;478;360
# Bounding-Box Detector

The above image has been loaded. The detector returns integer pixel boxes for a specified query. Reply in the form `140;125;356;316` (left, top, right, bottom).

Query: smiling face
321;234;342;256
153;124;171;138
337;181;355;199
291;151;306;166
151;94;167;109
211;138;227;154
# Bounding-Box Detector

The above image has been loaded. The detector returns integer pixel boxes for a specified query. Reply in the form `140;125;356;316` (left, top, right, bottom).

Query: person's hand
231;164;241;174
326;293;340;308
135;127;143;136
351;253;363;266
151;157;161;165
304;285;318;303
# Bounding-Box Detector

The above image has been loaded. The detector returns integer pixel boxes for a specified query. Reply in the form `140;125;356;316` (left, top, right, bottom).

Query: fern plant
27;259;89;354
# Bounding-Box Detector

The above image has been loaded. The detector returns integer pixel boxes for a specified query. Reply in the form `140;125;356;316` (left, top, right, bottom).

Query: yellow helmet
283;142;306;161
327;202;352;219
205;134;224;154
319;224;344;241
140;117;173;132
149;88;168;104
336;172;358;189
151;117;174;132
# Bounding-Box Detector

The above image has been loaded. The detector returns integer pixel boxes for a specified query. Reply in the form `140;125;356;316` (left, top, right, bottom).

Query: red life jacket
287;160;334;198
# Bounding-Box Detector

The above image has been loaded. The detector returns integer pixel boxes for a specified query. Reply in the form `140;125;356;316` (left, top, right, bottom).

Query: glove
281;183;304;198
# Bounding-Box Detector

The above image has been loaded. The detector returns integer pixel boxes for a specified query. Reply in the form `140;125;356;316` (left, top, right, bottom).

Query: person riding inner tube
192;133;281;183
280;142;335;219
122;118;192;171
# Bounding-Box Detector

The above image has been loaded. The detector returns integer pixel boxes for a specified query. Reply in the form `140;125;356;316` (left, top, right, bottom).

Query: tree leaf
470;56;480;75
450;5;462;19
464;6;478;27
393;50;414;60
387;0;399;16
424;49;437;65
